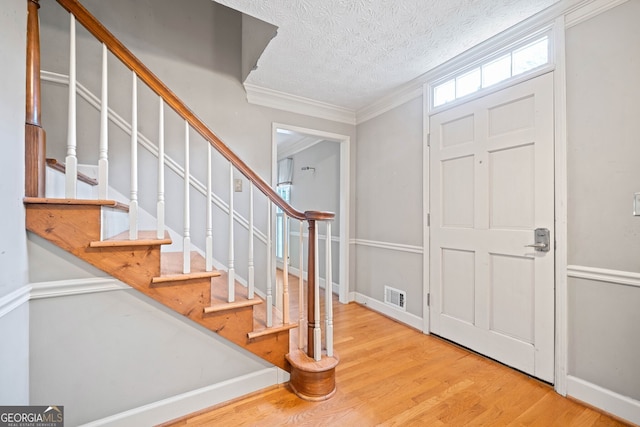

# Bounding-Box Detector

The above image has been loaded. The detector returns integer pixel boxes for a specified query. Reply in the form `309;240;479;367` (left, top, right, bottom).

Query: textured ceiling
215;0;560;111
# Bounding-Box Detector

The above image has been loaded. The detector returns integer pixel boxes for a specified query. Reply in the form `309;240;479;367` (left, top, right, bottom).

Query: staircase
24;195;294;369
23;0;338;404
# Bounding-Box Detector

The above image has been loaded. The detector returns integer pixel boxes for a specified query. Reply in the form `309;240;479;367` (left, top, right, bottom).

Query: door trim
552;14;568;396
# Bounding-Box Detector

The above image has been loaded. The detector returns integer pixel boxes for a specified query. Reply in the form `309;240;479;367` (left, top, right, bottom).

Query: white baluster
183;121;191;274
266;202;273;327
227;163;235;302
129;72;138;240
65;14;77;199
298;220;305;349
205;144;213;271
157;98;165;239
325;221;334;357
98;43;108;200
247;182;254;299
282;215;290;324
314;227;321;361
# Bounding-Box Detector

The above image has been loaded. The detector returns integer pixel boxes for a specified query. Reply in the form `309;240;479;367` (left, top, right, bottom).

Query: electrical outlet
634;193;640;216
234;179;243;192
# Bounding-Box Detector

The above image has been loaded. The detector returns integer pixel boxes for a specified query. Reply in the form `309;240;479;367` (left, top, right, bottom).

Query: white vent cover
384;286;406;311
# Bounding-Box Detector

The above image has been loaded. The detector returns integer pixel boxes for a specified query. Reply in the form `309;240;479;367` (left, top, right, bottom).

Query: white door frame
421;16;569;394
271;123;351;304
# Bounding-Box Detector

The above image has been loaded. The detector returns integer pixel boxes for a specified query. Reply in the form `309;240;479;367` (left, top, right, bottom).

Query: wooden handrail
54;0;333;223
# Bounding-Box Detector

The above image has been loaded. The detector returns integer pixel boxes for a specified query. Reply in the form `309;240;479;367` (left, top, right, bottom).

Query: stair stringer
25;201;292;371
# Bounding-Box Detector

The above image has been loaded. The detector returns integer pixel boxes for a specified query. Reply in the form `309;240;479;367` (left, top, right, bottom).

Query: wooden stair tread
24;197;128;212
248;322;298;340
46;158;99;186
90;230;172;248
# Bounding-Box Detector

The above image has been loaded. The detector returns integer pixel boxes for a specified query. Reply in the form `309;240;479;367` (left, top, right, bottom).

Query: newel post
25;0;46;197
306;219;317;358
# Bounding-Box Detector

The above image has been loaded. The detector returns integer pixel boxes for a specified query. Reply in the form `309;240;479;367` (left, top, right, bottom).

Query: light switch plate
634;193;640;216
234;178;243;192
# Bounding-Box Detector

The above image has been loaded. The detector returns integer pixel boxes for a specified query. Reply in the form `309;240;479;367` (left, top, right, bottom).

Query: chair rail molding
567;265;640;288
0;286;31;319
354;238;423;255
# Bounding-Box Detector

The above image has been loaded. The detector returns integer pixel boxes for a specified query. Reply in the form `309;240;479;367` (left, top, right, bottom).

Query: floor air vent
384;286;406;311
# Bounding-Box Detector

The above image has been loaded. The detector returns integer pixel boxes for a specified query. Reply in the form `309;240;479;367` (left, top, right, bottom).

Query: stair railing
27;0;335;362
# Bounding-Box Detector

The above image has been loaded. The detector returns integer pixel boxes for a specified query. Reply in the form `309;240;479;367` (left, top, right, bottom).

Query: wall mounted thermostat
634;193;640;216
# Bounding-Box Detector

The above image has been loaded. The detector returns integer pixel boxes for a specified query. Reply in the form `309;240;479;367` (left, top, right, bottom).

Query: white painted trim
354;292;423;330
567;375;640;426
40;71;268;246
354;239;423;255
82;368;281;427
290;230;339;243
553;15;569;397
277;135;325;161
246;84;356;125
567;265;640;288
0;286;31;318
565;0;629;28
30;277;129;300
272;123;351;305
422;81;431;335
356;85;423;125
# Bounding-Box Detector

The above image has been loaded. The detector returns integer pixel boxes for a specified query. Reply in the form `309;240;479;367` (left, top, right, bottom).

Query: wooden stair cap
247;322;298;340
203;298;262;314
90;230;171;248
24;197;128;212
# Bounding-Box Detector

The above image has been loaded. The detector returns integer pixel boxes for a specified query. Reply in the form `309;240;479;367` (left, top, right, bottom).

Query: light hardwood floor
162;285;632;426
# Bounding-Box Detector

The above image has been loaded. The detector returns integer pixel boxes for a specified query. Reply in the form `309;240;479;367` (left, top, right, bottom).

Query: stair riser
200;306;290;371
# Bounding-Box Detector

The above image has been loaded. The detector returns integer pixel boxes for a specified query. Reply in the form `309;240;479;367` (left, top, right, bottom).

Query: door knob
525;228;550;252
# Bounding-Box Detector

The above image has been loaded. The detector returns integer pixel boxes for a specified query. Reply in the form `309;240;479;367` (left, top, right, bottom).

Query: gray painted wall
0;0;30;404
26;216;275;425
566;0;640;401
30;289;270;426
241;13;278;82
355;96;423;316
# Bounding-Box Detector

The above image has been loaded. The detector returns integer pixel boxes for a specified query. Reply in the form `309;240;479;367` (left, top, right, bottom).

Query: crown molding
565;0;628;28
356;84;423;125
244;83;356;125
246;0;623;127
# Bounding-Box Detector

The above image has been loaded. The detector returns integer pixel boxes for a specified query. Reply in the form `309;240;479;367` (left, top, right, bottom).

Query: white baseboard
566;375;640;425
354;292;423;331
81;368;281;427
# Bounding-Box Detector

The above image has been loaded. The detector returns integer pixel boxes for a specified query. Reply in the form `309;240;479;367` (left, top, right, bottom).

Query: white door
429;73;555;382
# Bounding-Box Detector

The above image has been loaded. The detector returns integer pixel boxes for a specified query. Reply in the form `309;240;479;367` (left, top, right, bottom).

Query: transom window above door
432;34;551;109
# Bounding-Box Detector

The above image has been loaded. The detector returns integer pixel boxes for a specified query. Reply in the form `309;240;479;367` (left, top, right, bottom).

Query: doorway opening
272;123;350;304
